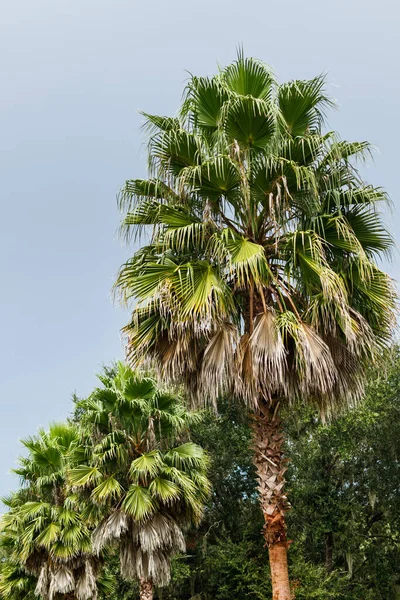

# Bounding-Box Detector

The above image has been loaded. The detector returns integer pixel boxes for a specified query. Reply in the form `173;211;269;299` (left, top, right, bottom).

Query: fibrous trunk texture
251;402;292;600
139;578;154;600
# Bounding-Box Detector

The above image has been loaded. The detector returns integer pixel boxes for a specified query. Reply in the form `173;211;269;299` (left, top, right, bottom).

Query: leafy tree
286;348;400;598
0;423;102;600
69;363;210;600
115;52;396;598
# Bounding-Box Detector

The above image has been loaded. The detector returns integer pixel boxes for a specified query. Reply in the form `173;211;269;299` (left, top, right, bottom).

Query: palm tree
114;53;396;599
69;363;210;600
0;555;36;600
0;423;102;600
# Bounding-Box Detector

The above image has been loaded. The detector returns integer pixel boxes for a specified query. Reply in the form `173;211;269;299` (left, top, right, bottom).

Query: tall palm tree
114;54;396;599
69;363;210;600
0;423;102;600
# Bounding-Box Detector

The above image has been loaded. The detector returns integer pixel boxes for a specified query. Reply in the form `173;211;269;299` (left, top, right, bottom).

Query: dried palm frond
199;322;239;407
49;566;75;599
92;510;129;554
34;564;49;598
250;311;287;395
75;560;98;600
296;324;337;396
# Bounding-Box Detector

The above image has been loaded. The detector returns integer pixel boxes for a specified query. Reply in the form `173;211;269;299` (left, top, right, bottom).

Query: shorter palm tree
0;555;36;600
69;363;210;600
0;423;102;600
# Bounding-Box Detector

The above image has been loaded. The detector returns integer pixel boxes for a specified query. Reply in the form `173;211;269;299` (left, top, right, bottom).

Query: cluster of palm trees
0;365;209;600
1;53;396;600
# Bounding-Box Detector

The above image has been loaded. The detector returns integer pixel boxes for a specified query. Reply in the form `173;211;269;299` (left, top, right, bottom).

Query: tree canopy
116;53;396;414
69;363;210;590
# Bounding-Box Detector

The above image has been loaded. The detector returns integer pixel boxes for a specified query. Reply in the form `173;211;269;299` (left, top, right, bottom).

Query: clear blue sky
0;0;399;497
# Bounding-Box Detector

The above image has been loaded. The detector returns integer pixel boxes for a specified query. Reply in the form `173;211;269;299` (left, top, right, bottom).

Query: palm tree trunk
139;578;153;600
251;402;292;600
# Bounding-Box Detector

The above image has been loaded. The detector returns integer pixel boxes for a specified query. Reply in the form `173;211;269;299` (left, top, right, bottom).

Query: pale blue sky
0;0;399;497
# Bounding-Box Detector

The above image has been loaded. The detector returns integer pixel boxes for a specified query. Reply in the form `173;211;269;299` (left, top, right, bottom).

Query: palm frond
122;485;157;521
68;466;103;487
129;451;162;480
277;75;335;136
164;443;205;469
90;476;123;503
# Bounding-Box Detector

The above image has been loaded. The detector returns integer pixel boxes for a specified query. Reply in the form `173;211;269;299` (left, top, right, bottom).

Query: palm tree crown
0;423;100;600
69;363;210;589
116;54;396;415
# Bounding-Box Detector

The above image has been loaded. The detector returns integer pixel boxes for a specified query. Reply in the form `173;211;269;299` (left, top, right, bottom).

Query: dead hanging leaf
200;322;238;404
250;311;287;393
296;323;337;396
234;333;258;408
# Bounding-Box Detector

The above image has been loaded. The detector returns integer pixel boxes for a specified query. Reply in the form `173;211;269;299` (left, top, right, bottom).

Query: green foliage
0;365;210;599
0;557;37;600
0;423;101;600
286;348;400;599
70;362;210;588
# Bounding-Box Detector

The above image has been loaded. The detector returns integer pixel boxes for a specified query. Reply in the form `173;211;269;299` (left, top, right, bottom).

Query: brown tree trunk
251;403;292;600
139;578;153;600
269;543;292;600
325;531;333;572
